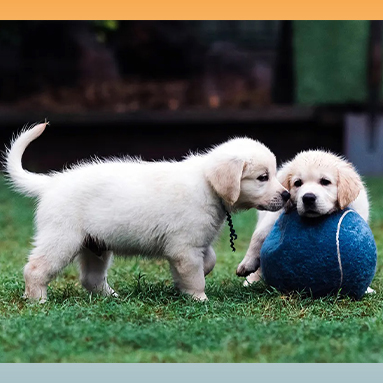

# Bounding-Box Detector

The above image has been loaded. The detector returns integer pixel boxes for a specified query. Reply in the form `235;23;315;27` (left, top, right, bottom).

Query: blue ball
260;208;377;299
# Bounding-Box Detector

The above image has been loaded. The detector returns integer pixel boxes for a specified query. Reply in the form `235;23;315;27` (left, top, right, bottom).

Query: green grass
1;176;383;363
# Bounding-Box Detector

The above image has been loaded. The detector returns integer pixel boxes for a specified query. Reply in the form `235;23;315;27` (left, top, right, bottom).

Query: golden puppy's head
278;150;363;217
205;138;290;211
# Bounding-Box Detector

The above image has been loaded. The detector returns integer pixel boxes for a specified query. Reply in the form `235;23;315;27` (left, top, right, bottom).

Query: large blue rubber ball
260;209;377;299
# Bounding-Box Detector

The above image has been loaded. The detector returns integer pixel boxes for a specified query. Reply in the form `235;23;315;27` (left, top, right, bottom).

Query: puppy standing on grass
237;150;370;284
5;122;290;302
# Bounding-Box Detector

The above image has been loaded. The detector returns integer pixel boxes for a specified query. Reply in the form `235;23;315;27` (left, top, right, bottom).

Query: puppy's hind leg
24;229;83;302
78;249;117;297
169;249;207;301
203;246;217;276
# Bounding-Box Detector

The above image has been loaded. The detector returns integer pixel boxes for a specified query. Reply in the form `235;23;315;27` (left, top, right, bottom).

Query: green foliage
92;21;119;43
93;21;119;31
295;21;371;104
1;176;383;362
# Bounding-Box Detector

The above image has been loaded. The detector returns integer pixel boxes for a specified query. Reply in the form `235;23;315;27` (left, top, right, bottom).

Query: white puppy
236;150;370;284
5;122;289;302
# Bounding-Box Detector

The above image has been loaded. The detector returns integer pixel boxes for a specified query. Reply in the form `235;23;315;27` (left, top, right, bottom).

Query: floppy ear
277;164;292;191
205;158;245;205
337;163;363;209
277;161;294;212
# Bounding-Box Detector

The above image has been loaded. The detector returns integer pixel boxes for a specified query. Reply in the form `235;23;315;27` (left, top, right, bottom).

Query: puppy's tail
4;122;51;197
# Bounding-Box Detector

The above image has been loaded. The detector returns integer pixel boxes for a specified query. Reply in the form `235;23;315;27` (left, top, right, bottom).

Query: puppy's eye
294;179;302;187
257;174;269;182
320;178;331;186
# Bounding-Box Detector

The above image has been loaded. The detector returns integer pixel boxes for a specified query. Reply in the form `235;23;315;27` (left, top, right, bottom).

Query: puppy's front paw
236;257;260;277
22;294;47;304
243;270;262;286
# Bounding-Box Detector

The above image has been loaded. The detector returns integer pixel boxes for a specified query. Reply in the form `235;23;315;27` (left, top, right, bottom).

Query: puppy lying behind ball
237;150;370;284
5;122;289;302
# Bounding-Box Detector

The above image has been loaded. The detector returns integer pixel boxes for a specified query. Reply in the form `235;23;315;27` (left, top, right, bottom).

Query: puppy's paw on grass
236;259;259;277
243;270;262;286
193;292;208;302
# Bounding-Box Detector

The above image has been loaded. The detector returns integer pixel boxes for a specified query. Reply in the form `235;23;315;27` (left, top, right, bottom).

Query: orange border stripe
1;1;383;20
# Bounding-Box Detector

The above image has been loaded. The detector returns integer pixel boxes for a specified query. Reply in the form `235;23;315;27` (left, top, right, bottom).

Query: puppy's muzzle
260;190;291;212
301;192;321;216
302;193;316;207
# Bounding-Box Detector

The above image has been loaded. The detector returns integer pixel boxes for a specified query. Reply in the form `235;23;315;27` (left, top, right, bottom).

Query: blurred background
0;20;382;173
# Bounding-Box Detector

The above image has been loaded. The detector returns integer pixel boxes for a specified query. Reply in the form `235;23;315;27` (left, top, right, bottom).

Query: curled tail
5;122;51;197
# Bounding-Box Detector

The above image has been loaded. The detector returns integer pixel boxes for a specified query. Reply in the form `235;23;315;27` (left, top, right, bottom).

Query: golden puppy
237;150;370;284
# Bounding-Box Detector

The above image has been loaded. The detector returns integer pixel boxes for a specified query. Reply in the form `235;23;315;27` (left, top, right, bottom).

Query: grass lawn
1;175;383;363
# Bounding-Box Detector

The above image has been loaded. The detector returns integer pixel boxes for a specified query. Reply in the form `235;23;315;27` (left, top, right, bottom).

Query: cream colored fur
5;122;288;302
237;150;370;285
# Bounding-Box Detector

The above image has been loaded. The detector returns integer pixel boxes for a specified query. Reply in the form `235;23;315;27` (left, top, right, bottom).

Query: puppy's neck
219;199;238;252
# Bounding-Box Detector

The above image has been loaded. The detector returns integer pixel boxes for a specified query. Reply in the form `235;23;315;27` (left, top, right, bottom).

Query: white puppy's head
204;138;290;211
278;150;363;217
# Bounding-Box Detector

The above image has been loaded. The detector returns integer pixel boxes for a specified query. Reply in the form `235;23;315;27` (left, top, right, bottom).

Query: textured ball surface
260;209;377;299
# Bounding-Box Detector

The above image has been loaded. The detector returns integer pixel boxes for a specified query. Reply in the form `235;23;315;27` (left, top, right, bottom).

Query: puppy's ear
277;162;294;212
337;163;363;209
277;162;292;191
205;158;245;205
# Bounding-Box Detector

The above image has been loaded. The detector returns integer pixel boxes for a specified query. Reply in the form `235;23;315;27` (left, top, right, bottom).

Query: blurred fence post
345;114;383;175
345;21;383;175
272;21;294;104
367;20;383;150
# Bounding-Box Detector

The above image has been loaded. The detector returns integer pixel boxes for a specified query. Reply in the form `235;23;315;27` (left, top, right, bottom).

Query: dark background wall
0;21;380;172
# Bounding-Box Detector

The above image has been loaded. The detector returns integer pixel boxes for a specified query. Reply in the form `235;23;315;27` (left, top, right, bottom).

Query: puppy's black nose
281;190;291;202
302;193;317;205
